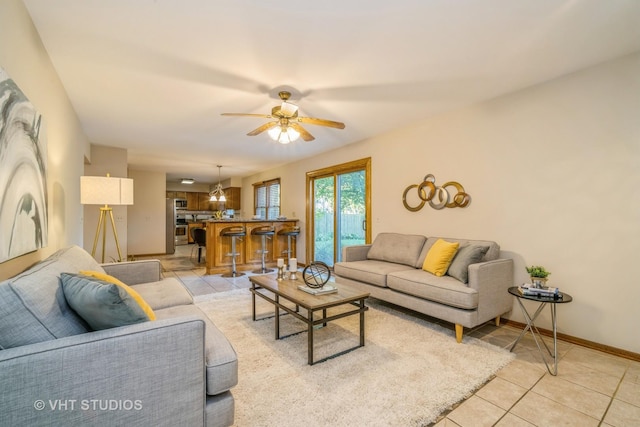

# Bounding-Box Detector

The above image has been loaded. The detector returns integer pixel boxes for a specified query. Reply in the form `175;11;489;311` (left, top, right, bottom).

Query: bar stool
251;225;275;274
278;226;300;266
220;226;246;277
190;227;206;263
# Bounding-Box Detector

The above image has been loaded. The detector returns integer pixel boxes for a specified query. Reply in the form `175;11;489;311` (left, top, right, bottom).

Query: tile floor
144;245;640;427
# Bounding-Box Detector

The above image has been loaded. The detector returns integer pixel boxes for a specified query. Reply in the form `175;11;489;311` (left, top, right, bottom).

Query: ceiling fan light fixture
268;126;300;144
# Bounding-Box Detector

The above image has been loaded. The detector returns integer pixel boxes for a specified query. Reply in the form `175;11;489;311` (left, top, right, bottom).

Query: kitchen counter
204;219;299;274
206;218;298;223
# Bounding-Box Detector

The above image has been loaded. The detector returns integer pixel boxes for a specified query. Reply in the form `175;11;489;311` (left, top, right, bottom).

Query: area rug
159;256;202;271
197;289;515;426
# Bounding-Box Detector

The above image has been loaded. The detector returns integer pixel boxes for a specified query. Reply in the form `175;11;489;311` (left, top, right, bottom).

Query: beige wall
242;52;640;354
128;169;167;256
0;0;90;280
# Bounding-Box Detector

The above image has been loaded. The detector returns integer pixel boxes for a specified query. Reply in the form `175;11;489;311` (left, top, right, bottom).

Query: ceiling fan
221;91;345;144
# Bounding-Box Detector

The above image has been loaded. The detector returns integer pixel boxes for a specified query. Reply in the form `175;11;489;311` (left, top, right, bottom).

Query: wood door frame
305;157;372;264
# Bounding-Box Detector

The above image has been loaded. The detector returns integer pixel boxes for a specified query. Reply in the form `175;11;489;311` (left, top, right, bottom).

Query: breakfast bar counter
204;219;299;275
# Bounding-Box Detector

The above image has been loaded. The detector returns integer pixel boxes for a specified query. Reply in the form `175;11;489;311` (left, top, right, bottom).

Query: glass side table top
508;286;573;303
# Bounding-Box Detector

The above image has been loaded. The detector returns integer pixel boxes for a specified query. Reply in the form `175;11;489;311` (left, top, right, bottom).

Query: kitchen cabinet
222;187;241;210
186;192;199;210
197;192;215;211
166;191;187;199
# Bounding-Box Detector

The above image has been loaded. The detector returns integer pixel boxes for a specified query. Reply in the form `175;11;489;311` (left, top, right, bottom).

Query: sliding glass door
306;158;371;267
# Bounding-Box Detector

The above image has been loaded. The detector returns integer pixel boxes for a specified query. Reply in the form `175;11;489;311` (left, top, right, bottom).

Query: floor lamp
81;174;134;262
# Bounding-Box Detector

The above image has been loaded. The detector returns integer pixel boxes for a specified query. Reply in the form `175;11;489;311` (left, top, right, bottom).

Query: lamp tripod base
91;206;124;263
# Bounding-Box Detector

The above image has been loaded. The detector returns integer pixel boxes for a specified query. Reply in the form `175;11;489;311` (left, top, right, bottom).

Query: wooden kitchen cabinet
186;192;199;210
166;191;187;199
222;187;241;210
197;192;215;211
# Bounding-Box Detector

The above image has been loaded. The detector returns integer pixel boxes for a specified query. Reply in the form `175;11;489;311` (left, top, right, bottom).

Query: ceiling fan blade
289;123;315;142
297;116;345;129
247;121;278;136
221;113;272;118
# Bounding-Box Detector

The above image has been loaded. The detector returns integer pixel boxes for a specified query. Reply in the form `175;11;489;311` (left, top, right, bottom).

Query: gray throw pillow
447;245;490;284
61;273;151;330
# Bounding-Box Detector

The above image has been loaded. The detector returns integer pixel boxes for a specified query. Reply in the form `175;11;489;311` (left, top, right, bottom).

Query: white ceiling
23;0;640;184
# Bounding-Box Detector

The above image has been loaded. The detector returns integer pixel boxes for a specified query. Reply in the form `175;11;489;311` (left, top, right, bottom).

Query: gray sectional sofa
334;233;514;342
0;245;237;427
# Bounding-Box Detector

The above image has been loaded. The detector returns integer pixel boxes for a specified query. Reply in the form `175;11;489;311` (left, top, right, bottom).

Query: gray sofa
334;233;514;342
0;245;237;427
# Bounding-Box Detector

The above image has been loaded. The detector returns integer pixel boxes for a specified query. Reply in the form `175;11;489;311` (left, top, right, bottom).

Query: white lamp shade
81;176;134;205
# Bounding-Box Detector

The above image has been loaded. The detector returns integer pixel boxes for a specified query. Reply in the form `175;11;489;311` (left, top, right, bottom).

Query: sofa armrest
468;258;514;322
0;317;206;426
341;244;372;262
101;260;162;285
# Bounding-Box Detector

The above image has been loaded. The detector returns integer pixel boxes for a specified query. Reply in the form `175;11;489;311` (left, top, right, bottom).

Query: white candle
277;258;284;267
289;258;297;272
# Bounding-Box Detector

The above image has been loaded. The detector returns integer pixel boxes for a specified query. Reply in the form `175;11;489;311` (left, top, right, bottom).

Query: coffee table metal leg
360;298;365;346
308;313;314;365
251;285;256;321
275;295;280;340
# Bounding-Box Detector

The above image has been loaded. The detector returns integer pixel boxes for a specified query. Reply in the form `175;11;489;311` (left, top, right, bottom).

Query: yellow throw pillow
422;239;460;277
79;270;156;320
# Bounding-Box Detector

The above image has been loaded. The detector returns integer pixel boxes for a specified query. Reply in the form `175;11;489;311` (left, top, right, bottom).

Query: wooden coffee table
249;274;369;365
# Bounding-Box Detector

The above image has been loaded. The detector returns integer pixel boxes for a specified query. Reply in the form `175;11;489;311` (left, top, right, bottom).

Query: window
254;178;280;219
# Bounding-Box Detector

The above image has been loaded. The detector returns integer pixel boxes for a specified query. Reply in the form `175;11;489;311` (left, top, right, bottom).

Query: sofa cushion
154;305;238;396
334;260;415;288
422;239;460;276
0;282;58;349
131;278;194;310
417;237;500;267
0;246;101;349
61;273;154;330
447;245;490;284
79;270;157;320
366;233;426;267
387;269;479;310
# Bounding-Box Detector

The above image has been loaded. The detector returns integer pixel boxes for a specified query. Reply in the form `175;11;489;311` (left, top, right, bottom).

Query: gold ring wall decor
403;174;471;211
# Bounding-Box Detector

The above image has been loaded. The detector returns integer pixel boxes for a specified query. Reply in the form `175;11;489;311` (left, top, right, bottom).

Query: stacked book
298;284;338;295
518;284;561;298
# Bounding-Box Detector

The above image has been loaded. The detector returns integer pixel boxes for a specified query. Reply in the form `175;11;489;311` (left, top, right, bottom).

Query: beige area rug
159;256;202;271
197;289;515;427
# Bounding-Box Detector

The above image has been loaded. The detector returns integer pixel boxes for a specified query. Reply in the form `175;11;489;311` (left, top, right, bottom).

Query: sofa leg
495;316;501;326
455;324;463;343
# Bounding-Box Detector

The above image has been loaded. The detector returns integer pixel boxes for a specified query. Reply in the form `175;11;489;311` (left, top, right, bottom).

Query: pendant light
209;165;226;202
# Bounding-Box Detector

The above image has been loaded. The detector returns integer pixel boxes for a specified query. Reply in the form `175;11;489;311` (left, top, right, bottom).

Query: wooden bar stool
220;226;246;277
278;226;300;266
251;225;275;274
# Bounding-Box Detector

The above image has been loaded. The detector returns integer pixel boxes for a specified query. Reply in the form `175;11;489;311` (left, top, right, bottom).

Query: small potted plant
526;265;551;288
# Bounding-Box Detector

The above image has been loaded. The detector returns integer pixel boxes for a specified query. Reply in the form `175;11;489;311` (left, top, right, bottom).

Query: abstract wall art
0;67;48;263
